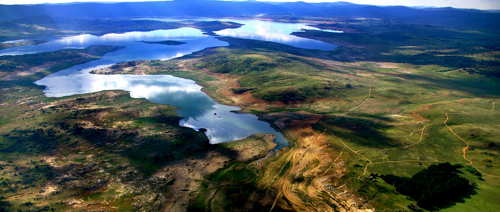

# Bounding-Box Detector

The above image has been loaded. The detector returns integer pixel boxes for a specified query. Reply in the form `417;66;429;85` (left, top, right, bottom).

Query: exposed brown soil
91;56;377;211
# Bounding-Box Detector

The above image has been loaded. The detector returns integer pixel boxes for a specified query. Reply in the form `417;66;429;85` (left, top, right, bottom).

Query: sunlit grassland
208;50;500;210
195;47;357;102
86;33;500;210
325;91;500;210
196;51;499;210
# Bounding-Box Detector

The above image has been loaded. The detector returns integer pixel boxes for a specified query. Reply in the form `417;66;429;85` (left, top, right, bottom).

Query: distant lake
215;19;338;50
141;18;339;50
0;19;340;150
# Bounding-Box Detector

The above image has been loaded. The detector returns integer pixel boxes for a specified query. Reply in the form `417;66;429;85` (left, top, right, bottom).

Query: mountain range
1;0;499;29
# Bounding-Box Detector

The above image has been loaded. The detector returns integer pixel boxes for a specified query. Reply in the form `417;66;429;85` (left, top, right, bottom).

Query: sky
0;0;499;10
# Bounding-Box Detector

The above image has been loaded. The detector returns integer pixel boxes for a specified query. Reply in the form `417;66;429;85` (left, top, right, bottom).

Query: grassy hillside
0;40;47;50
196;48;353;102
96;31;500;211
2;13;500;211
292;18;500;78
0;17;242;42
0;46;278;211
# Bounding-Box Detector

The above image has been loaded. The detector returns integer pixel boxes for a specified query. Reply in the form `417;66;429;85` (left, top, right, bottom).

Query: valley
91;32;500;211
0;1;499;211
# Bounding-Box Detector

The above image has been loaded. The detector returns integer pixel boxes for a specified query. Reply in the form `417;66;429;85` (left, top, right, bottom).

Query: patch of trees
380;163;476;210
110;60;141;70
0;46;124;78
1;128;64;153
21;165;54;186
231;87;254;94
0;196;11;212
0;61;17;72
70;124;136;148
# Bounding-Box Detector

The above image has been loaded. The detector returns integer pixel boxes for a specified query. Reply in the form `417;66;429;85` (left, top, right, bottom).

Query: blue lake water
215;19;338;50
0;19;341;149
141;18;339;50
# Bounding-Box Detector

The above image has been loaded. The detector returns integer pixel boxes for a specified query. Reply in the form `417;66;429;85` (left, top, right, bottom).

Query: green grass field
1;14;499;211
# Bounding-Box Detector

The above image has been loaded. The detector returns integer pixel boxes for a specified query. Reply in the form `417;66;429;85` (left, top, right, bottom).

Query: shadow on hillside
71;122;239;177
380;71;500;96
208;36;500;97
423;183;478;211
188;182;278;212
313;114;398;148
1;109;240;179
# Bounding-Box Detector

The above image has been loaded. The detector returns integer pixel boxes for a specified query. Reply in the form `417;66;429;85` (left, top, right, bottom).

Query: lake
0;19;341;150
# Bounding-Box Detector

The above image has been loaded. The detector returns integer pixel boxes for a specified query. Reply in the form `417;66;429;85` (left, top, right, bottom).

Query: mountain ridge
0;0;498;24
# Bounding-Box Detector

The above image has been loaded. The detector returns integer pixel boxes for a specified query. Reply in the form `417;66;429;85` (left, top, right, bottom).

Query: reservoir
0;19;340;150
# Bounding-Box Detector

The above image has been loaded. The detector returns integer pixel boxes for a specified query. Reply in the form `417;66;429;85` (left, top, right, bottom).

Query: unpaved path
319;86;374;179
323;145;346;175
341;86;372;116
443;113;473;165
326;131;373;179
386;123;433;151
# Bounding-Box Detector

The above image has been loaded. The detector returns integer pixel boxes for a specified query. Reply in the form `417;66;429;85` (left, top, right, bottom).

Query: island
139;40;187;45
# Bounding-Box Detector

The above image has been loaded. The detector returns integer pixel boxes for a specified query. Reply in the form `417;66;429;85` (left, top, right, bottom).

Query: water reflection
39;73;215;119
215;19;338;50
9;26;288;148
36;72;288;147
0;28;212;56
59;28;204;45
0;19;347;149
320;29;344;33
0;20;340;56
135;18;340;51
1;39;28;44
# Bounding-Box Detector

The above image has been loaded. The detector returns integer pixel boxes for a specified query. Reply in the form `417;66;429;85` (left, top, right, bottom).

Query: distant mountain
0;0;499;29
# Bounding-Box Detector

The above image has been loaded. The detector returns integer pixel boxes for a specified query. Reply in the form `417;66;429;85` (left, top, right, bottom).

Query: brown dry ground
0;49;279;211
94;49;500;211
0;89;279;211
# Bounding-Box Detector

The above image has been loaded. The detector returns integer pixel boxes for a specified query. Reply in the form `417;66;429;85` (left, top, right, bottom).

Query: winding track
441;112;500;178
341;86;372;116
326;131;373;179
251;88;498;211
322;86;375;179
443;113;473;165
371;160;466;165
270;86;376;211
384;123;433;151
267;94;375;212
269;191;283;212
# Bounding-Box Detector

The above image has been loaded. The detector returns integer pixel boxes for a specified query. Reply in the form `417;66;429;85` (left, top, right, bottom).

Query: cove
0;19;340;150
37;73;289;149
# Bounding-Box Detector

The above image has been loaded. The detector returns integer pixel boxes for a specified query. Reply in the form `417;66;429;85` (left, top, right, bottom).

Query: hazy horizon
1;0;500;10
